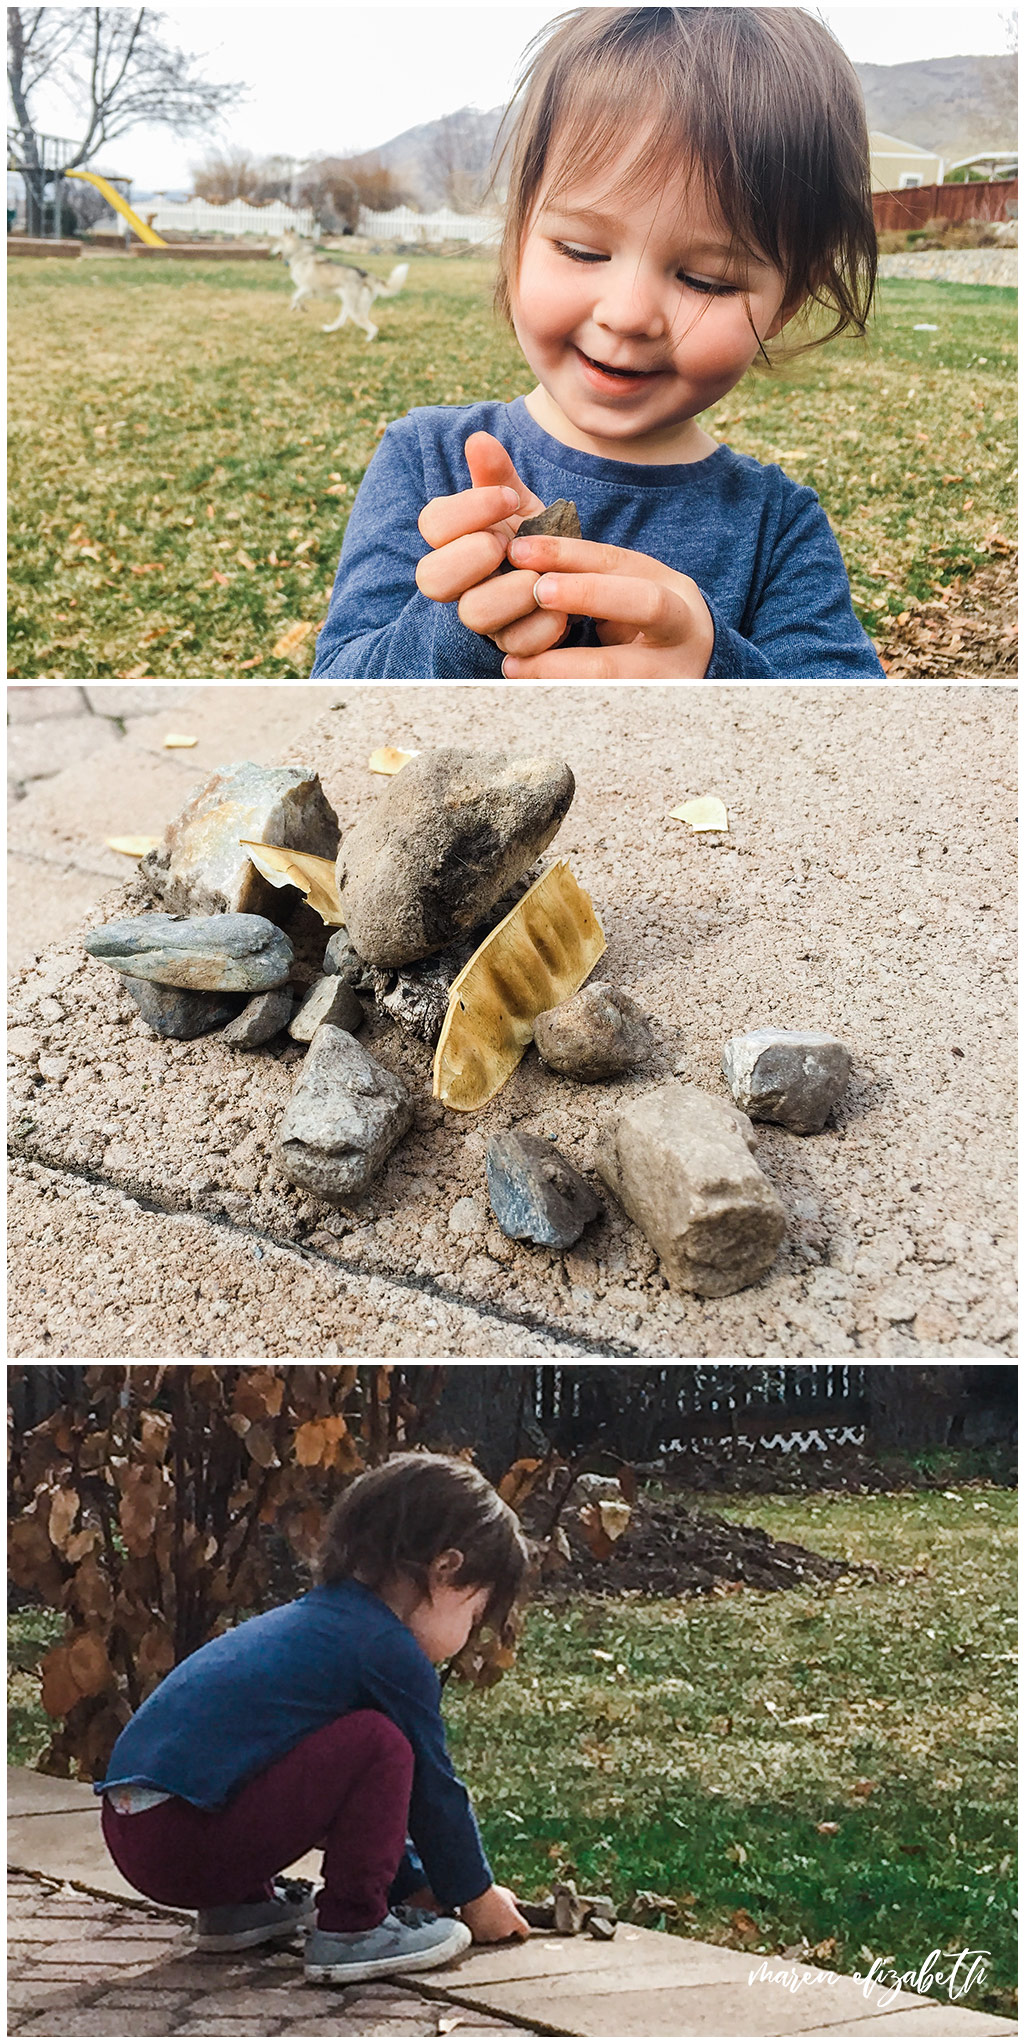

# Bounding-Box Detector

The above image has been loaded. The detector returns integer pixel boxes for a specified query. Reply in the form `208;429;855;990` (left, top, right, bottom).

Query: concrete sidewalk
9;1769;1014;2038
7;684;1016;1360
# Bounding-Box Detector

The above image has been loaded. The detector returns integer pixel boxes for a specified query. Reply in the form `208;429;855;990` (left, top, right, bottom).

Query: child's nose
593;263;669;338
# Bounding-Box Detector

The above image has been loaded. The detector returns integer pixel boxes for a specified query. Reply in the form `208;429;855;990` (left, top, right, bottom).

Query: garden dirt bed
541;1490;866;1601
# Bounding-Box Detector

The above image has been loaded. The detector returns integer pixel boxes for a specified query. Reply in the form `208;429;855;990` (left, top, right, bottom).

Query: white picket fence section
357;204;502;244
142;196;317;239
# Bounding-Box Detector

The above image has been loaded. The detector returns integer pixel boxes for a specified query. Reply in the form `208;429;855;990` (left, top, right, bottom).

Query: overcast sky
26;3;1019;192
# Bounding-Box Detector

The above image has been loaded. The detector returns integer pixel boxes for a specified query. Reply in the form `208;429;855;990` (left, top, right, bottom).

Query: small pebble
288;976;364;1043
722;1028;852;1135
534;983;652;1079
222;987;294;1049
486;1132;601;1249
324;927;375;990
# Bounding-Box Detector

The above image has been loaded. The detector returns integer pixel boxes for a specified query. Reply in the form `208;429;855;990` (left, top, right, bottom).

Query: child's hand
461;1883;531;1943
416;432;574;658
497;533;716;678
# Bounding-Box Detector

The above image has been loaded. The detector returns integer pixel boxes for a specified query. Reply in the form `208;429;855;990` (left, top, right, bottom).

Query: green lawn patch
7;254;1016;677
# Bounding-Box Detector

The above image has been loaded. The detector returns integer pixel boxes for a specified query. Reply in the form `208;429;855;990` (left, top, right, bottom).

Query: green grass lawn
7;251;1017;678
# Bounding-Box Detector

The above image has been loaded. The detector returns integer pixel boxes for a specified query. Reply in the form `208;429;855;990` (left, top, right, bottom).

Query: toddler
98;1454;531;1985
311;6;885;681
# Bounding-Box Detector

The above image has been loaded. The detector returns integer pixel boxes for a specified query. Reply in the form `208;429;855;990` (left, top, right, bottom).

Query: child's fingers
418;484;520;551
415;528;510;602
491;606;571;658
532;570;688;643
464;431;543;519
456;566;542;637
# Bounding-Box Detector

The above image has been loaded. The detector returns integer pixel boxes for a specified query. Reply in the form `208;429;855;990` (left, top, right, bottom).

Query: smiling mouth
577;347;662;380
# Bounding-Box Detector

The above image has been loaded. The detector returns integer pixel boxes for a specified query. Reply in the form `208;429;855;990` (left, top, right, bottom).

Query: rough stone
288;975;364;1042
84;913;294;993
275;1024;414;1201
324;928;375;990
140;760;340;919
592;1082;786;1296
722;1028;852;1134
118;976;245;1040
221;986;294;1048
486;1132;602;1249
336;748;574;966
534;984;653;1080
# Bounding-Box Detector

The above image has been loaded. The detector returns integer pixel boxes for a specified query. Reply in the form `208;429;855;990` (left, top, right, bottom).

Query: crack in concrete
12;1147;643;1359
8;846;126;879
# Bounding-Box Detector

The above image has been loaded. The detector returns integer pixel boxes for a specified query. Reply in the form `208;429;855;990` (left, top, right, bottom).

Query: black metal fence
531;1365;869;1461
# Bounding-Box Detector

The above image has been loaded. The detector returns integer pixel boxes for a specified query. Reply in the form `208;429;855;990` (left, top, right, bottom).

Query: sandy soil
7;684;1017;1360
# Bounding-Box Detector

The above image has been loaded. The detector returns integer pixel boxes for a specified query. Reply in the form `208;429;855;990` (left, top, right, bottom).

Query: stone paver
7;1769;1016;2038
8;684;1017;1361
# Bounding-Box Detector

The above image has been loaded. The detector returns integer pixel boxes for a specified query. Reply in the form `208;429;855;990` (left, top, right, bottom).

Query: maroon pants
101;1710;414;1932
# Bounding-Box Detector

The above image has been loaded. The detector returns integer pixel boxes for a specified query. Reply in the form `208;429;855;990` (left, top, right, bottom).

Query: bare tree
420;111;491;213
8;7;244;233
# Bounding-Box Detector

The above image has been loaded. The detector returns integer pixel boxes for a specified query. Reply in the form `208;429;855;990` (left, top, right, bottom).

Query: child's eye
679;272;741;297
553;240;606;264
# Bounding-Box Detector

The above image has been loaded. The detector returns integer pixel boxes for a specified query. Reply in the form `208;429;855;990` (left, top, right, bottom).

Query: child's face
407;1579;491;1663
511;142;794;463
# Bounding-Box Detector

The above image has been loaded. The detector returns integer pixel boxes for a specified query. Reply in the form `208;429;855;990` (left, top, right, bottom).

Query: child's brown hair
317;1452;530;1632
492;5;877;350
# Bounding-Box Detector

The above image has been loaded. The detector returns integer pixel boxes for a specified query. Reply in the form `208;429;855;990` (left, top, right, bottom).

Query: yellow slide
64;169;167;246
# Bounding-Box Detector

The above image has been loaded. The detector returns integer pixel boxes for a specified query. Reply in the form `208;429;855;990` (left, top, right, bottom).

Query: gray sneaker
304;1908;472;1984
196;1878;316;1952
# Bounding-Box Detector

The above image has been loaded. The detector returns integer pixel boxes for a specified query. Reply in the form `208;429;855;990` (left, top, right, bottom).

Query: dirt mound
877;553;1017;678
540;1490;860;1600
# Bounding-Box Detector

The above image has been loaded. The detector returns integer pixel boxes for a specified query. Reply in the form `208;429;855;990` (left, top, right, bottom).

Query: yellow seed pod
433;861;605;1112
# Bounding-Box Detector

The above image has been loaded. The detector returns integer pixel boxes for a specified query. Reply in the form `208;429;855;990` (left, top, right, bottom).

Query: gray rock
534;984;652;1079
84;913;293;993
119;975;244;1040
486;1132;601;1249
288;975;364;1043
592;1082;785;1296
221;986;294;1048
140;761;340;919
722;1029;852;1135
336;748;575;966
324;928;375;991
275;1024;414;1201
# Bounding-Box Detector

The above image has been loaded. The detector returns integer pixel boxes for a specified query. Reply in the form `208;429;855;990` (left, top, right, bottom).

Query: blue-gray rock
722;1029;852;1135
324;927;375;991
275;1024;413;1201
221;986;294;1048
140;761;340;918
486;1132;601;1249
120;975;244;1040
288;975;364;1042
84;913;293;993
336;748;575;965
534;984;652;1079
593;1082;785;1296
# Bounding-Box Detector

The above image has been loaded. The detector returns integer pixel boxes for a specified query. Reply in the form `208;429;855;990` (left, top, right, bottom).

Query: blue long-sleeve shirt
311;395;884;681
96;1579;492;1907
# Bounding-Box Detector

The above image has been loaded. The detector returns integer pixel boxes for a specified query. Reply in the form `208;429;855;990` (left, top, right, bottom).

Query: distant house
869;131;944;192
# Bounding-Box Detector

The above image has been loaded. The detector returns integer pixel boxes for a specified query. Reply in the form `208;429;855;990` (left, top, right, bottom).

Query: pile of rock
82;748;853;1298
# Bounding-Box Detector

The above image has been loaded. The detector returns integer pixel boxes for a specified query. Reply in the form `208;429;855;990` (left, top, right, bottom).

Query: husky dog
270;229;408;341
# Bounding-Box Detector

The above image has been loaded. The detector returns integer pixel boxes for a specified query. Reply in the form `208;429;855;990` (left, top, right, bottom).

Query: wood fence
141;196;316;239
356;204;502;245
873;179;1017;232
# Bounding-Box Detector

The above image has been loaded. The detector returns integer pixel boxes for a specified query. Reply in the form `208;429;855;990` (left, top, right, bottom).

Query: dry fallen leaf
272;621;313;658
368;746;418;775
162;733;197;749
669;796;729;832
239;841;344;924
433;861;605;1112
106;835;162;858
597;1499;631;1542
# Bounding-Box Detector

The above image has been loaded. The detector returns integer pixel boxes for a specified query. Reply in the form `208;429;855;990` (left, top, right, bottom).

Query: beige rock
141;760;340;920
593;1082;785;1296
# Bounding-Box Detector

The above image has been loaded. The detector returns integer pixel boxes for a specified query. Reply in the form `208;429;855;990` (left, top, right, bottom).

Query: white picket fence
142;196;317;239
357;204;502;244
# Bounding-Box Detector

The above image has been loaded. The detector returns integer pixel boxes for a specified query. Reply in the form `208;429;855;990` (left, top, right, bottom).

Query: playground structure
7;126;163;243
